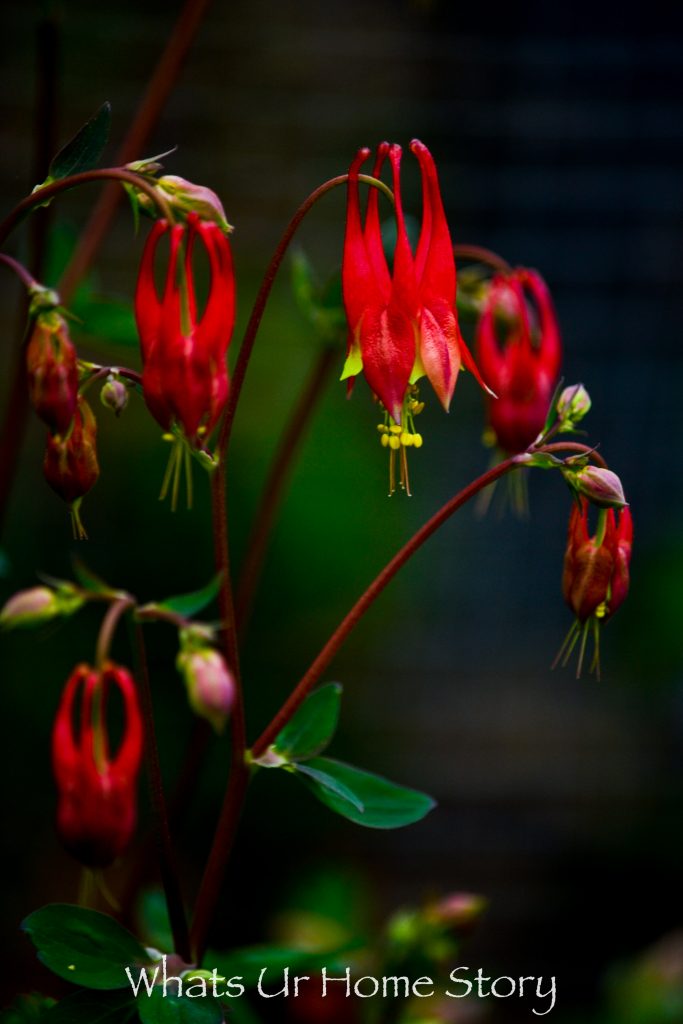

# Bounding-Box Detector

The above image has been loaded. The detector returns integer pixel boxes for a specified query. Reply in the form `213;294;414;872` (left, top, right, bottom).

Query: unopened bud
176;645;235;733
0;586;58;629
100;375;129;416
568;466;627;509
43;397;100;539
135;174;232;233
424;893;486;930
26;311;79;436
557;383;591;428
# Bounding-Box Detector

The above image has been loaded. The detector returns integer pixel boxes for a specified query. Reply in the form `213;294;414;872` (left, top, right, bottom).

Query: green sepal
272;683;342;761
136;988;223;1024
295;757;436;829
514;451;564;471
71;558;122;597
21;904;154;991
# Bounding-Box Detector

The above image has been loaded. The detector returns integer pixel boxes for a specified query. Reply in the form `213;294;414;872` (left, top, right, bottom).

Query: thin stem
538;441;608;469
57;0;213;304
251;455;521;759
133;622;192;962
0;168;173;247
0;254;38;291
453;244;512;275
236;345;338;634
189;464;248;961
95;596;135;668
215;173;390;459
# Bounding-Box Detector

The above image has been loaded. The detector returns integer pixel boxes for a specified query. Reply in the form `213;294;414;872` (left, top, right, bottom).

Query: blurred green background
1;1;683;1020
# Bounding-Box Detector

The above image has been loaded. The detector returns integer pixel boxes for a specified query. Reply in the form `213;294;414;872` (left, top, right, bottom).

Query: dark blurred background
1;1;683;1020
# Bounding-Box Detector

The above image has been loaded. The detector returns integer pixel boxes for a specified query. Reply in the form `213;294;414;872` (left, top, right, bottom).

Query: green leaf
293;762;364;813
47;103;111;183
45;989;136;1024
273;683;342;761
2;993;56;1024
156;575;222;619
137;988;223;1024
71;558;117;596
296;758;436;829
22;904;153;991
136;890;174;954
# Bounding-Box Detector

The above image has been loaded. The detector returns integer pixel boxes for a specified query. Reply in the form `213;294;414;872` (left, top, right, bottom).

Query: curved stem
453;244;512;275
0;168;173;247
133;622;192;963
95;596;135;668
251;455;519;758
215;172;390;459
0;253;38;290
236;345;338;635
538;441;608;469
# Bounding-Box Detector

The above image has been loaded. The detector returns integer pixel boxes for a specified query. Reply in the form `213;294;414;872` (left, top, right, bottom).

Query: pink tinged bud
0;586;58;628
177;648;235;734
573;466;627;510
556;383;591;427
100;375;129;416
26;312;79;435
425;892;487;930
52;663;143;867
153;176;233;234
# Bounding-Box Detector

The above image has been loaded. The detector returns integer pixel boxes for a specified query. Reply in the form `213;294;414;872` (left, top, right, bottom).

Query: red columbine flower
135;213;235;446
342;140;491;493
52;662;143;868
476;269;561;454
43;396;99;539
557;497;633;677
26;310;79;436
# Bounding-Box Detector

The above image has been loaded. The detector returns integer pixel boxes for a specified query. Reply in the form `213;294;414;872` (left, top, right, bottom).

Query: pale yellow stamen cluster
377;390;425;496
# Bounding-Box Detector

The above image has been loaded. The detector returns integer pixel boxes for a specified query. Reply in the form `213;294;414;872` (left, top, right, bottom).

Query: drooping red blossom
26;311;79;436
476;269;561;454
558;497;633;676
43;396;99;539
342;140;490;425
135;212;235;447
52;662;143;868
342;140;490;493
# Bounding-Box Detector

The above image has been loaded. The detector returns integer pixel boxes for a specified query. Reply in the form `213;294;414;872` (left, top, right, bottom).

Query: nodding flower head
135;213;235;448
556;498;633;678
52;662;143;868
476;269;562;454
341;140;491;494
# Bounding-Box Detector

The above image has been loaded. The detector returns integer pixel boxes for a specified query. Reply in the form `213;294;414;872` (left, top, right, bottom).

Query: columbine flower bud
43;396;99;539
176;639;235;733
423;893;486;930
100;374;129;416
135;175;232;233
26;310;79;435
0;584;84;629
52;662;143;867
556;383;591;429
567;465;627;509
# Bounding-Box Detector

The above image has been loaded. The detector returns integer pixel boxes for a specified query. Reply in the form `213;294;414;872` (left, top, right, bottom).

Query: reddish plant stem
250;439;606;759
0;168;172;247
0;254;38;291
453;243;512;274
539;441;608;469
216;172;389;457
57;0;213;302
236;345;338;634
189;463;248;961
134;622;192;963
96;596;134;668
